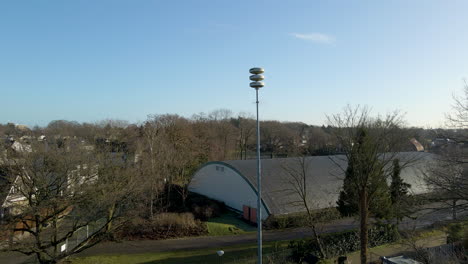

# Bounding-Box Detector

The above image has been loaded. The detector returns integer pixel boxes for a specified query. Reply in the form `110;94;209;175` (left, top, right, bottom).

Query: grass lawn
206;212;256;236
69;241;289;264
70;219;465;264
321;229;447;264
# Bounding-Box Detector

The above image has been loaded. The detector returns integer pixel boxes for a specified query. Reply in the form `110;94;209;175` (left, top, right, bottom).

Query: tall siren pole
249;67;265;264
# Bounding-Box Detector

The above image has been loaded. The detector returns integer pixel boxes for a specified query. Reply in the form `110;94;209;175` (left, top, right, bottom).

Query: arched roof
193;152;437;216
192;161;272;215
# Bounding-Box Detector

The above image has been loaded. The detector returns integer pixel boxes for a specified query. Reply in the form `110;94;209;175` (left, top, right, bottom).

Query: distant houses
0;136;97;220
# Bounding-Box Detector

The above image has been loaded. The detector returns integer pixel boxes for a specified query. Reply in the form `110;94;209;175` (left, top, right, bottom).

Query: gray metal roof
222;152;436;215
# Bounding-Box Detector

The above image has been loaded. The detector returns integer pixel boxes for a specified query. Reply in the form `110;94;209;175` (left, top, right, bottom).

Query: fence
59;218;107;253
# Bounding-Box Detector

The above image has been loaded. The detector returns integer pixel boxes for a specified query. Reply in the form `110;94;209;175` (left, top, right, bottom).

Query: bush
191;203;221;220
447;223;464;243
117;213;207;240
288;224;400;262
463;228;468;248
265;213;308;230
264;208;341;230
187;193;225;220
289;239;319;264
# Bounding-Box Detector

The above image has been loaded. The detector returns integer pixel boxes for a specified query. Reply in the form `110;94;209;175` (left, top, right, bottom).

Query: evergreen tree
337;158;359;216
390;158;411;224
336;128;392;219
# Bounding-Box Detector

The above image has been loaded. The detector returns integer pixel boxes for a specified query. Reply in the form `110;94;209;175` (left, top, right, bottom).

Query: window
11;185;19;194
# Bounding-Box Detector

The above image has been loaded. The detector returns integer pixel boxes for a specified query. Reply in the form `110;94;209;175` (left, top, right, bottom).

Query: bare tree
232;114;255;160
159;115;202;208
0;140;126;264
446;80;468;129
327;105;411;264
304;126;334;155
92;145;138;233
281;156;327;259
423;151;468;220
261;121;300;157
208;109;236;160
422;83;468;220
142;114;168;218
141;114;205;214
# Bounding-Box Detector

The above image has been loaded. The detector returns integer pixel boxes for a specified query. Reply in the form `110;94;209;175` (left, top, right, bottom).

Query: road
0;206;465;264
78;206;466;257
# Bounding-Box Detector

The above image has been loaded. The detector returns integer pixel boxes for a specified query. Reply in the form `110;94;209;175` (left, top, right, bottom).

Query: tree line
1;106;468;264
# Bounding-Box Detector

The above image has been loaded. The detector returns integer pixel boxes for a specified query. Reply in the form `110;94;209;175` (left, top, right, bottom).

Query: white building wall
189;163;269;219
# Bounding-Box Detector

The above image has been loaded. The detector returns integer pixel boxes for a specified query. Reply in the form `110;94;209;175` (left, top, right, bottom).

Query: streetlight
250;67;264;264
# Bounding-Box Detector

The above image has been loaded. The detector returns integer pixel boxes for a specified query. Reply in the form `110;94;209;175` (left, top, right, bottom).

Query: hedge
288;223;400;262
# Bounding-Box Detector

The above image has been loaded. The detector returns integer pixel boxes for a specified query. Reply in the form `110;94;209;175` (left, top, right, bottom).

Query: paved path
0;207;465;264
79;206;466;257
78;218;357;256
0;218;357;263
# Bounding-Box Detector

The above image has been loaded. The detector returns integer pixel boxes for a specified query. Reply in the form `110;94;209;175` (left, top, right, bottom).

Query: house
409;138;424;152
188;152;435;221
1;175;28;218
0;164;97;220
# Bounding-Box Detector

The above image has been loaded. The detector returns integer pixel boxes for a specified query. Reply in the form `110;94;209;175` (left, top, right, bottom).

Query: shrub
289;239;319;264
463;228;468;248
264;208;341;230
447;223;464;243
117;212;207;240
187;192;225;220
288;224;399;262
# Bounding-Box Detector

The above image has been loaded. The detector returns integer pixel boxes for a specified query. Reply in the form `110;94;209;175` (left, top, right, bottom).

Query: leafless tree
208;109;237;160
232;114;255;160
446;80;468;129
261;121;300;157
142;114;169;218
0;140;128;264
422;83;468;220
281;156;327;259
327;105;413;264
92;145;138;233
423;156;468;220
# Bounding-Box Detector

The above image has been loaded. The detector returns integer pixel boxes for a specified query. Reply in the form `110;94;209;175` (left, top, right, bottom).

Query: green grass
68;223;457;264
69;241;290;264
206;212;256;236
320;227;448;263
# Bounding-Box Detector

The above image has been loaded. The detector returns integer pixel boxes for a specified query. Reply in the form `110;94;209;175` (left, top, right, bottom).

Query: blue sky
1;0;467;127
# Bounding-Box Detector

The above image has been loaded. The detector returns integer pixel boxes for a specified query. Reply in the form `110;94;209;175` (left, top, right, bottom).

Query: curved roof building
188;152;436;220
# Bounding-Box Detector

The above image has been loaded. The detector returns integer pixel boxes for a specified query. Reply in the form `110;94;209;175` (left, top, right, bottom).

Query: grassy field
319;229;447;264
69;213;269;264
206;212;256;236
69;220;463;264
69;230;445;264
69;241;290;264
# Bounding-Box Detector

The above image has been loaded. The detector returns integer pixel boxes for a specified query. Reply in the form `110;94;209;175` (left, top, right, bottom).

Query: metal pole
256;88;262;264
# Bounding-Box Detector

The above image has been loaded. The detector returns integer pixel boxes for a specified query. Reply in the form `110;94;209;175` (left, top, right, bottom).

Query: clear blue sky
1;0;467;127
